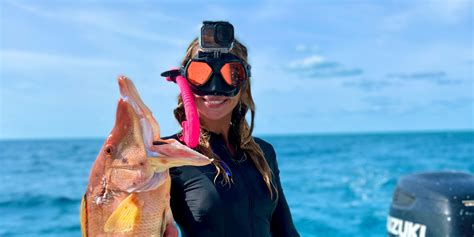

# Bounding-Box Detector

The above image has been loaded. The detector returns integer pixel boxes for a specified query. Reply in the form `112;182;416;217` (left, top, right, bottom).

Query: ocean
1;131;473;236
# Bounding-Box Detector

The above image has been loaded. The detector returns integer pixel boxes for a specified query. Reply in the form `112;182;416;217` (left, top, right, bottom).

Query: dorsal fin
80;194;88;237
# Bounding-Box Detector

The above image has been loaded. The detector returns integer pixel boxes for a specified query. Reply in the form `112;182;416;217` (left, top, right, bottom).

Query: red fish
80;76;212;236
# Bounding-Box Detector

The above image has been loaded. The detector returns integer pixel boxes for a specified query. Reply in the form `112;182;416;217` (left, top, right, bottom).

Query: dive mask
181;51;251;97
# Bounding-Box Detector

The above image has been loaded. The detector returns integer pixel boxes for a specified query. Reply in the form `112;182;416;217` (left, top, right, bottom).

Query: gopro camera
200;21;234;53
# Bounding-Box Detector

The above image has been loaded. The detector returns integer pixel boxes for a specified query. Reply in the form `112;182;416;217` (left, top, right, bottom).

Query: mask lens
220;62;246;87
186;61;212;86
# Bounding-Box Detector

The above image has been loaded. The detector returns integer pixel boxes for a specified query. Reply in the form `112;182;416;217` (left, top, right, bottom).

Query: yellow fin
104;193;142;233
80;194;87;237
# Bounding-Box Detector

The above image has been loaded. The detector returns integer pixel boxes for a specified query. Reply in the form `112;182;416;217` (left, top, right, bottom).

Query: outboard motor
387;171;474;237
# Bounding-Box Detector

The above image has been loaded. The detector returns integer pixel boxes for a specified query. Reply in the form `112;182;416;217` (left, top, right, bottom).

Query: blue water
0;131;473;236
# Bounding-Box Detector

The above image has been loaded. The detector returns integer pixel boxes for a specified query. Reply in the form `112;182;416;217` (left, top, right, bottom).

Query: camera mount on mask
199;21;235;54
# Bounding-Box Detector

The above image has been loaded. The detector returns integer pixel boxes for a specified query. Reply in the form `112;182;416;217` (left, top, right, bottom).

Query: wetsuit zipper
218;138;255;237
237;153;254;237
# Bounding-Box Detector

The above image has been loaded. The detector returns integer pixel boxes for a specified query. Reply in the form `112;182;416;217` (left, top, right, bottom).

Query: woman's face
195;91;241;122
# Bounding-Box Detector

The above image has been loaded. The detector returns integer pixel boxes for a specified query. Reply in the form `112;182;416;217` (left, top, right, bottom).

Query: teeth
202;96;227;106
206;100;225;105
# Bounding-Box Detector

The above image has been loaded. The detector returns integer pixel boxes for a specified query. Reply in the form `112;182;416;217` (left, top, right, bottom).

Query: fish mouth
117;76;212;174
118;76;160;155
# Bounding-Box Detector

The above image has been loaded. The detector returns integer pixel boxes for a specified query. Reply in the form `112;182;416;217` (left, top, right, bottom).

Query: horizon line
1;128;472;142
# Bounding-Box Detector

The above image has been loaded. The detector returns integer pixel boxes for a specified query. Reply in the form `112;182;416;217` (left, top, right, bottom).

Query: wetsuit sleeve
268;145;300;237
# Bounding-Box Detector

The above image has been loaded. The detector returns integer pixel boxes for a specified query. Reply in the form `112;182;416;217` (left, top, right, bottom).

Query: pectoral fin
148;139;213;172
104;193;142;233
148;154;211;172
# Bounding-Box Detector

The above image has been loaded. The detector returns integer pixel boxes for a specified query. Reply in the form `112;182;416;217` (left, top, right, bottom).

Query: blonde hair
174;38;278;200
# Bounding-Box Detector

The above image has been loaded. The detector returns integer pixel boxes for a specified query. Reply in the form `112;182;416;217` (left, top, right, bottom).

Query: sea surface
0;131;473;236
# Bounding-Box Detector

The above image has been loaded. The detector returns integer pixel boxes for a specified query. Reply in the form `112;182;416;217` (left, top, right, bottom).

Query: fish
80;76;212;236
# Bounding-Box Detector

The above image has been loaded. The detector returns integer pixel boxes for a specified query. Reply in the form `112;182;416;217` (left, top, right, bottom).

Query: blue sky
0;0;473;139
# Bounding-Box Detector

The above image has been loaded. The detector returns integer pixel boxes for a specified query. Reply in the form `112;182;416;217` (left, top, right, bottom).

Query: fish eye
104;145;113;155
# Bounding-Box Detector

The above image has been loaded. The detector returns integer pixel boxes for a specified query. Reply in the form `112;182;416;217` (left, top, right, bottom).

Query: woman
166;37;300;237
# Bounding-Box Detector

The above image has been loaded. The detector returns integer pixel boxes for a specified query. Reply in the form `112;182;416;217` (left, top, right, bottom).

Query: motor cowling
387;171;474;237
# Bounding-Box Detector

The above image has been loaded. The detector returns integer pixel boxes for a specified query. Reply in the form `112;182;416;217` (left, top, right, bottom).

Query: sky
0;0;473;139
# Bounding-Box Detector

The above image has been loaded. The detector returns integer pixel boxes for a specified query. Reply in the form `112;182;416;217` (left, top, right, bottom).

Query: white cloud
251;3;289;22
427;0;472;22
295;44;320;53
1;49;124;70
286;54;363;78
6;1;187;47
379;10;413;32
379;0;472;32
288;55;325;70
343;78;397;92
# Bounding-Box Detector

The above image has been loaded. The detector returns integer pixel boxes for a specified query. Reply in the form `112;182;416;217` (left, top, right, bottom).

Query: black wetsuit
167;133;300;237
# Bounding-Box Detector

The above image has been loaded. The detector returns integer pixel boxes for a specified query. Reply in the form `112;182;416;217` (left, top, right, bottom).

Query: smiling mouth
202;96;229;106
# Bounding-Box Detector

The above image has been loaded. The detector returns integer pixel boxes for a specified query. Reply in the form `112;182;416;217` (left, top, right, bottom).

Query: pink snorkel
161;69;200;148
